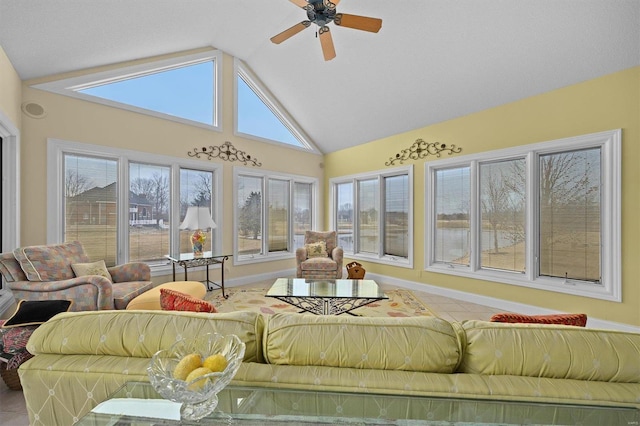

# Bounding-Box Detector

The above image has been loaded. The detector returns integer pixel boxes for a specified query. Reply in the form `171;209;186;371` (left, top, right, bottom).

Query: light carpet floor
206;288;433;317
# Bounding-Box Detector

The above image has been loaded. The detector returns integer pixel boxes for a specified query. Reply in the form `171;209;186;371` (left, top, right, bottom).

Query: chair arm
6;276;114;310
331;247;344;267
295;247;308;264
108;262;151;282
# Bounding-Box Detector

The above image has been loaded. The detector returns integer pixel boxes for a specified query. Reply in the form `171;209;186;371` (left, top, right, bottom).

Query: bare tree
65;170;92;197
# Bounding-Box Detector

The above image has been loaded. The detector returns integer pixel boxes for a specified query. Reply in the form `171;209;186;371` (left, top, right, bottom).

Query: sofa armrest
108;262;151;282
331;247;344;267
295;248;308;264
7;276;115;310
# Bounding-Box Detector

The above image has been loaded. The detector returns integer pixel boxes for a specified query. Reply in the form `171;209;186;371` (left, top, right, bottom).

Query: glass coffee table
76;381;639;425
266;278;388;315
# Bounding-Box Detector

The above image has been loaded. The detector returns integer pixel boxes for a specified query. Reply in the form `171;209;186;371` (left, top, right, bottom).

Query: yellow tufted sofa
18;310;640;425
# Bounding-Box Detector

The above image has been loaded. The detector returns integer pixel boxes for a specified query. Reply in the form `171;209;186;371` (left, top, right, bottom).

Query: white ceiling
1;1;638;154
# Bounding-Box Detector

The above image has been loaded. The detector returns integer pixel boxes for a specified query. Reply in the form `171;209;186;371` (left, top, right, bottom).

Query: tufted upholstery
296;231;344;279
0;242;153;311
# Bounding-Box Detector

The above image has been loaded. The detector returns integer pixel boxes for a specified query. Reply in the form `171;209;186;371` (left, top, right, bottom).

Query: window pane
268;179;289;253
358;179;379;254
336;183;353;251
237;176;263;256
129;163;170;263
237;75;303;147
180;169;215;254
480;159;526;272
384;174;409;258
80;61;215;125
434;167;470;265
539;148;601;282
293;182;312;249
64;154;118;265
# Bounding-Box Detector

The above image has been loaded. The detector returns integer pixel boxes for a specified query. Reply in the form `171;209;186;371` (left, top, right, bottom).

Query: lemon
185;366;213;390
203;353;228;372
173;353;202;380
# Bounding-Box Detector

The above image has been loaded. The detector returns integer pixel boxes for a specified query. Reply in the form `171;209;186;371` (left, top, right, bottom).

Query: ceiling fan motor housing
306;0;337;27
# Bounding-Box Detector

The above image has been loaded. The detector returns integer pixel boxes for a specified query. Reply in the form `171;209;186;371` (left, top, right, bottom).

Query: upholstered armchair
0;241;154;311
296;231;343;279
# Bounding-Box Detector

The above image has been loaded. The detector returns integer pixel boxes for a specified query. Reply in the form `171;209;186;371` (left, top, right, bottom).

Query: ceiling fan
270;0;382;61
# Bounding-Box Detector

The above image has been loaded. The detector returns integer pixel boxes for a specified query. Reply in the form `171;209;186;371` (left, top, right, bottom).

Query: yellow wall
0;45;22;127
325;66;640;327
19;49;324;282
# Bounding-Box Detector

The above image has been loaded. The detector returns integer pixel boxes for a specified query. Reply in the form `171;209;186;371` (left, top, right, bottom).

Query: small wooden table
266;278;388;315
165;252;231;298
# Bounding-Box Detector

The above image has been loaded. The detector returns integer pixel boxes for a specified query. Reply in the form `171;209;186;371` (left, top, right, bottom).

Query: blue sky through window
79;61;214;125
237;76;303;147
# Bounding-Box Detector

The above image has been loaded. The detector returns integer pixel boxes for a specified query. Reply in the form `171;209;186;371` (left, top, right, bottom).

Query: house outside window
330;165;413;267
425;129;621;301
49;139;221;272
234;168;317;264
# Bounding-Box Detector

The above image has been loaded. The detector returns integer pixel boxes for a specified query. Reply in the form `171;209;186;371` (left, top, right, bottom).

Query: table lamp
179;206;216;256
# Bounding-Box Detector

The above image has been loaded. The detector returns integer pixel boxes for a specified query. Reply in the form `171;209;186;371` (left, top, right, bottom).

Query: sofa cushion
26;310;264;363
305;231;336;254
305;241;328;258
458;320;640;383
263;313;460;373
0;252;27;282
13;241;89;281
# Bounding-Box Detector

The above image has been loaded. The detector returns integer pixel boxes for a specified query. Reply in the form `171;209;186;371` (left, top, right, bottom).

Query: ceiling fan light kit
270;0;382;61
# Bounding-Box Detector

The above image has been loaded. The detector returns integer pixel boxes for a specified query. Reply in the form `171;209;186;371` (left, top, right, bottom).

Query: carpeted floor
205;287;433;317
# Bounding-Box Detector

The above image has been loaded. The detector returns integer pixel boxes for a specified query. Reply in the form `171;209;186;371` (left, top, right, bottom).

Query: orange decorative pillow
159;288;217;313
490;312;587;327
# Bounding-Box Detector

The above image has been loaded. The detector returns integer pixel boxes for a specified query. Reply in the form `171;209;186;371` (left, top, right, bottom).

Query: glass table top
76;381;640;425
266;278;387;299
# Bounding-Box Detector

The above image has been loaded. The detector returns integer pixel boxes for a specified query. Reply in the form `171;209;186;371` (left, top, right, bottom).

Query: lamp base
191;229;206;256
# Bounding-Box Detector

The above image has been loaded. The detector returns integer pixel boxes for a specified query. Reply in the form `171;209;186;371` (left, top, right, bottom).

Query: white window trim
330;165;414;268
233;167;318;265
0;108;20;251
46;138;223;276
233;59;320;154
425;129;621;302
33;50;223;132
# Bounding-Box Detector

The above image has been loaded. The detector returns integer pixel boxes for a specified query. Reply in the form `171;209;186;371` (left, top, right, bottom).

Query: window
330;166;413;267
48;139;221;272
234;59;317;152
33;51;222;131
234;168;317;263
425;129;621;301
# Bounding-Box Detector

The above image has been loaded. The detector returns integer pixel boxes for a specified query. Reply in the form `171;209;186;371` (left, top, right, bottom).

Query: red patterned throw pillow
490;312;587;327
159;288;217;313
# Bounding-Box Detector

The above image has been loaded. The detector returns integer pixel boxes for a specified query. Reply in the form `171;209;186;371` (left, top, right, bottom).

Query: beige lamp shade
179;206;216;230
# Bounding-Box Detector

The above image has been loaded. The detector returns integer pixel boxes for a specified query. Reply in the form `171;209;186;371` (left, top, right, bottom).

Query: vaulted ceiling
1;1;638;154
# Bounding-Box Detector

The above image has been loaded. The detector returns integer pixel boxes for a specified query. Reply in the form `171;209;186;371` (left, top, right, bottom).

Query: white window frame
425;129;621;302
33;50;223;132
233;167;318;265
330;165;414;268
233;59;319;153
47;138;223;277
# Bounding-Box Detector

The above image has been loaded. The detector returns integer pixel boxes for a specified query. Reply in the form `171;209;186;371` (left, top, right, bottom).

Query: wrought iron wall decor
385;139;462;166
188;141;262;167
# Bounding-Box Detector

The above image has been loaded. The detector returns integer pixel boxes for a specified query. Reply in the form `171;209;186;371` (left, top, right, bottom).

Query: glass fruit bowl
147;333;246;421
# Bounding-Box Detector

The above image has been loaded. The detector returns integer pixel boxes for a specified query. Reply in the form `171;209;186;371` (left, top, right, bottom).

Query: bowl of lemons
147;333;246;421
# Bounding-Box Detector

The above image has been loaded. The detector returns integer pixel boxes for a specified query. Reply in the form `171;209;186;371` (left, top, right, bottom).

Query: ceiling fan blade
334;13;382;33
319;27;336;61
290;0;309;8
270;21;311;44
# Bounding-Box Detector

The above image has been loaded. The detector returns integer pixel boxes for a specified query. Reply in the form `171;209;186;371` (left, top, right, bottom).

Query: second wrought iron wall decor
386;139;462;166
188;141;262;167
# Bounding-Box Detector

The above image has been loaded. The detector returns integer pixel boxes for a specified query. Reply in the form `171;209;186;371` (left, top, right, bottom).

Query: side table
165;253;231;298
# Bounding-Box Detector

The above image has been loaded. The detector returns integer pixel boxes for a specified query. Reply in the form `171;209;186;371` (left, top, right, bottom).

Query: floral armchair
296;231;343;279
0;241;153;311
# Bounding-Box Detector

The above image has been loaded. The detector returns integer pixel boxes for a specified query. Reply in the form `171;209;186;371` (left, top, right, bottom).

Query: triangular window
32;51;222;130
235;60;316;151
